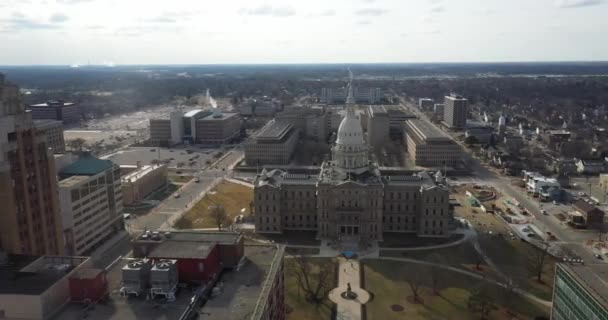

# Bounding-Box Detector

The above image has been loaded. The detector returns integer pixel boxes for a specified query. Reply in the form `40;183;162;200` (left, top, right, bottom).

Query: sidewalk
328;259;371;320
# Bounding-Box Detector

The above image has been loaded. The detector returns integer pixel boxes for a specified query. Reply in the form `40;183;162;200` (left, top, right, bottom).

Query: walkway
328;258;371;320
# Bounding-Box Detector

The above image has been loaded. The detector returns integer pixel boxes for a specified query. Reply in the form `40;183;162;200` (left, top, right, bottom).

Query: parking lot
102;146;223;169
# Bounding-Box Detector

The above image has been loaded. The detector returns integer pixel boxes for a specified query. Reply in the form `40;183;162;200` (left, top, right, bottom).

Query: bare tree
598;223;607;242
468;284;498;320
68;138;86;152
426;253;445;295
150;159;161;165
208;204;228;231
408;277;423;303
288;256;334;304
501;277;518;316
527;241;550;283
176;162;185;169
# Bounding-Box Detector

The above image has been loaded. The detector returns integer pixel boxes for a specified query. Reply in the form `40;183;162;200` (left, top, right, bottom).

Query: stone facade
254;90;452;244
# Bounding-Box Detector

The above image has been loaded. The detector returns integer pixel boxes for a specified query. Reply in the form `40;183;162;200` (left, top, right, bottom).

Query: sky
0;0;607;65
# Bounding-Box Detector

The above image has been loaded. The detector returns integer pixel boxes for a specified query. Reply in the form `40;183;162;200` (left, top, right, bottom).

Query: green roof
61;156;113;176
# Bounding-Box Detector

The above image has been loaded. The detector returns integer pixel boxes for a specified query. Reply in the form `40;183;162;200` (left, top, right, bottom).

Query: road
400;98;603;264
126;150;244;233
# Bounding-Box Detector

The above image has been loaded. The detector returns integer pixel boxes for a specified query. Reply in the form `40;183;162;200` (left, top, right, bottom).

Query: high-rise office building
551;263;608;320
0;74;64;255
443;94;468;129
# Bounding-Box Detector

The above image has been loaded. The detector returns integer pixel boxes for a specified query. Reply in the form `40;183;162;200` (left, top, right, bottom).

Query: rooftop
368;105;388;116
59;175;90;188
0;255;88;295
184;109;208;118
29;100;75;108
559;263;608;311
54;259;193;320
136;230;242;245
148;241;214;260
60;155;114;177
254;120;294;141
201;112;238;121
200;245;284;320
405;118;452;142
122;164;165;183
573;199;604;214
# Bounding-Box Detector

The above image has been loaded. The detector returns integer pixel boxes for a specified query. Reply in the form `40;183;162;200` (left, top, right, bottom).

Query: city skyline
1;0;608;65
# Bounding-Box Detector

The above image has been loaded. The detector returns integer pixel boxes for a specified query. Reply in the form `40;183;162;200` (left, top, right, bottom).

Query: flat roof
368;105;388;116
148;241;214;260
254;121;293;141
184;109;206;118
54;259;193;320
559;263;608;311
201;245;284;320
61;155;114;176
122;165;164;183
137;230;241;245
445;94;467;101
0;255;87;295
29;101;76;108
405;118;452;141
59;175;90;188
200;112;238;121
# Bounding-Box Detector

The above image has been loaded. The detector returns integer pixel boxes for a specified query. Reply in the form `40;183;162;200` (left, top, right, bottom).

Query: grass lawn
243;230;321;246
285;258;337;320
168;175;192;184
173;181;253;229
363;259;550;320
478;234;556;301
380;233;464;248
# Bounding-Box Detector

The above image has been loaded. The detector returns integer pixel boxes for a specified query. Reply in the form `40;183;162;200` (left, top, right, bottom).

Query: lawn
363;259;550;320
168;175;192;184
478;233;556;301
173;181;253;229
380;233;464;248
285;257;337;320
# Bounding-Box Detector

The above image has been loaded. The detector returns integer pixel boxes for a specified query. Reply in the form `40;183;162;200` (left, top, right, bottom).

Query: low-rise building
522;170;561;200
121;164;168;206
433;104;444;121
149;109;241;146
0;255;92;320
245;120;299;165
418;98;434;111
34;119;66;153
571;199;605;228
403;118;461;167
58;154;123;255
275;106;328;142
465;121;494;144
551;263;608;320
384;105;417;138
28;100;80;124
577;159;606;175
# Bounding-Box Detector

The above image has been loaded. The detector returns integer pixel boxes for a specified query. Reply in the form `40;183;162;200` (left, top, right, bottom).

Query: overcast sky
0;0;607;65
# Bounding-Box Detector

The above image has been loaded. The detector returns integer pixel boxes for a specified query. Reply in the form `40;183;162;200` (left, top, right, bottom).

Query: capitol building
253;85;453;244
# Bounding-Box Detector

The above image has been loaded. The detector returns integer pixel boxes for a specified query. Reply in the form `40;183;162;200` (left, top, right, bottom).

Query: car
150;149;156;152
541;210;549;216
552;200;558;205
595;254;604;260
174;193;181;198
194;177;200;183
176;171;182;174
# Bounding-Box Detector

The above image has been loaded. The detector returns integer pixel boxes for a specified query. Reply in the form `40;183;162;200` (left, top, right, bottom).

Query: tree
598;223;607;242
465;135;479;146
426;253;445;295
405;264;426;303
288;256;334;304
150;159;161;165
468;284;498;320
176;162;185;169
501;277;518;316
68;138;86;152
208;204;228;231
527;241;550;283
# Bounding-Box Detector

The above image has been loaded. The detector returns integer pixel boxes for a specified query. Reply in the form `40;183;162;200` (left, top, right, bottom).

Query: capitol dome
336;110;365;146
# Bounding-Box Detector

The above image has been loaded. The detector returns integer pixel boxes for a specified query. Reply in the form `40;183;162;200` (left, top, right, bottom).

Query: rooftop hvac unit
121;258;151;297
150;259;179;301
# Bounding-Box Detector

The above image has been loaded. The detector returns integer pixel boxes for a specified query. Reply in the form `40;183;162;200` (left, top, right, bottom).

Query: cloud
556;0;603;8
239;5;295;17
0;12;63;32
56;0;95;3
306;9;336;18
358;20;372;25
430;5;445;13
145;11;199;24
354;8;388;16
86;25;105;30
49;13;69;23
